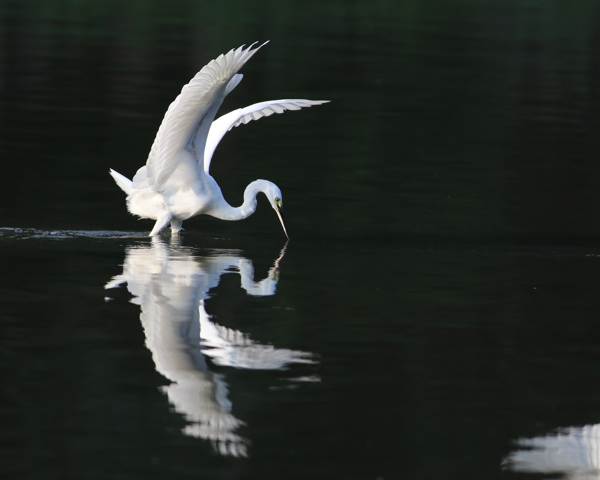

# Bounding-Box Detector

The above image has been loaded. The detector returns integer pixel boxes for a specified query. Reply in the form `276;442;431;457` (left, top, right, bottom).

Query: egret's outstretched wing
145;42;267;191
204;99;330;173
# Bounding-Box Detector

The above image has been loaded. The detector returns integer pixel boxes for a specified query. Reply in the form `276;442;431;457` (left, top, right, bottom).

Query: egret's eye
274;198;282;208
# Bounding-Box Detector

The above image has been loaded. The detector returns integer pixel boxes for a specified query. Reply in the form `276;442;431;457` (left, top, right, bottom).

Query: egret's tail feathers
149;210;173;236
109;169;133;195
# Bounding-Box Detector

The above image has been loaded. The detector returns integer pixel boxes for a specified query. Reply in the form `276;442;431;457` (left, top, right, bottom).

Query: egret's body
109;42;328;237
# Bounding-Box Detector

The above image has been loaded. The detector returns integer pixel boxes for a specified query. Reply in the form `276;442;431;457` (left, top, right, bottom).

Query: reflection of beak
275;206;290;240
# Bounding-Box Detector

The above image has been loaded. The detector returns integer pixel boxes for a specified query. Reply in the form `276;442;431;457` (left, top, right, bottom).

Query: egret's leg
170;218;183;235
149;210;173;236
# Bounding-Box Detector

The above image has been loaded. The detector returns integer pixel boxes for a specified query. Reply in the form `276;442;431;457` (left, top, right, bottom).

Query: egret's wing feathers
145;43;267;191
228;99;330;130
204;99;329;173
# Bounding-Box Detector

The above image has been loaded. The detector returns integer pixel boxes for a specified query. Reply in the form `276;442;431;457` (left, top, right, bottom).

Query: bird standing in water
110;42;328;238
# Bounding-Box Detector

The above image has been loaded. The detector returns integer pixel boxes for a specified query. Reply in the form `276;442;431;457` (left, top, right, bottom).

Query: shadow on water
104;237;318;457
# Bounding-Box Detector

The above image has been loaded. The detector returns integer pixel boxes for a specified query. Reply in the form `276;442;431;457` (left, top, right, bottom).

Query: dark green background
2;1;600;479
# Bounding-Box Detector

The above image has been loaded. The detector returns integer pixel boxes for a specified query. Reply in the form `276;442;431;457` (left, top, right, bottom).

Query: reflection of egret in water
105;238;316;457
504;424;600;479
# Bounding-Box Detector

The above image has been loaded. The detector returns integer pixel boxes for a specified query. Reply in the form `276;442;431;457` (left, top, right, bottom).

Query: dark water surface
3;1;600;479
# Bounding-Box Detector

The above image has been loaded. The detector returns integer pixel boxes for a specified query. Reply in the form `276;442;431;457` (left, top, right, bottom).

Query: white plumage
504;424;600;479
109;42;328;237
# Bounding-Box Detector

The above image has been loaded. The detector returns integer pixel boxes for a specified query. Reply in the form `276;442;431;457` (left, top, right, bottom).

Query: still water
3;1;600;479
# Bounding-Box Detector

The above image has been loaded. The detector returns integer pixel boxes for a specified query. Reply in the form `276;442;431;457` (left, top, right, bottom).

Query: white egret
109;42;328;238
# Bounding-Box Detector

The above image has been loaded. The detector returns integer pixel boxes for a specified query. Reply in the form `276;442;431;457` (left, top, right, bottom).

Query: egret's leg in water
171;218;183;235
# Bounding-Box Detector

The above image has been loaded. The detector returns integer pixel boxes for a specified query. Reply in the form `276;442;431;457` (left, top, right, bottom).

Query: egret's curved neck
211;180;271;221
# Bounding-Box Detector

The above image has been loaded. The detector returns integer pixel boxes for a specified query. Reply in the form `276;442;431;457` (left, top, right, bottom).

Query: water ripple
0;227;146;240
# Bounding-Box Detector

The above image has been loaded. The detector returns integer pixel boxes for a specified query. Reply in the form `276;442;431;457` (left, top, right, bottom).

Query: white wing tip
231;41;269;55
254;40;270;49
242;40;269;57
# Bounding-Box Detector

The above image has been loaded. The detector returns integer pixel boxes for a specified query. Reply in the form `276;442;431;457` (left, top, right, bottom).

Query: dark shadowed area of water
2;1;600;479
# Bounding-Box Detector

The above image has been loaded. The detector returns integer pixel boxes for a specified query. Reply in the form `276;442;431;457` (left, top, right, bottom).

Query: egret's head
263;182;289;240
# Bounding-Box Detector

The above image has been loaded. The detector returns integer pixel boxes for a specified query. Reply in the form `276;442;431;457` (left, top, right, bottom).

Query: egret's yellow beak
275;205;289;240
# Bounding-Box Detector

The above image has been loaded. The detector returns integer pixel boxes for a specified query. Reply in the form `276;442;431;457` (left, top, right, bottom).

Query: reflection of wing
199;300;315;369
204;99;329;173
504;424;600;478
105;238;317;457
